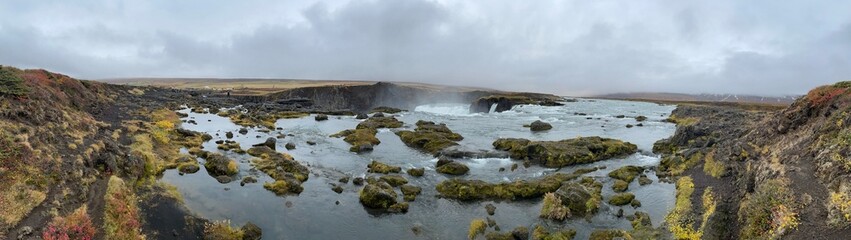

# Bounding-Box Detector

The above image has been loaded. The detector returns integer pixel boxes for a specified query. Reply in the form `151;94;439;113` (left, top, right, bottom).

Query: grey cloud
0;0;850;96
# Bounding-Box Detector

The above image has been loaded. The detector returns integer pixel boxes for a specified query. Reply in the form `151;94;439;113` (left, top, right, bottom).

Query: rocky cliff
654;82;851;239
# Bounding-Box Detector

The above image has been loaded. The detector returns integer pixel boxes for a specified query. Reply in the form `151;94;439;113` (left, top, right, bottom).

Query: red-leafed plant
42;206;96;240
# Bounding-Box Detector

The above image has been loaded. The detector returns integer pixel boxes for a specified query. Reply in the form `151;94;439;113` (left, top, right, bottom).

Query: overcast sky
1;0;850;96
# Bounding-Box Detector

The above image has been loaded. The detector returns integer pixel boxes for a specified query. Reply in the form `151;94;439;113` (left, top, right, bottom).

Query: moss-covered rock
612;179;629;192
401;185;422;201
493;137;637;168
388;202;409;213
608;193;635;206
331;128;382;153
407;168;425;177
263;179;304;195
540;192;570;221
436;161;470;175
529;120;553;131
436;168;598;200
608;165;644;183
359;182;397;209
177;162;200;174
589;229;633;240
379;175;408;187
357;116;403;129
396;120;464;154
202;152;238;176
314;114;329;121
532;225;576;240
367;161;401;174
248;146;309;182
217;140;245;154
638;175;652;185
370;106;404;114
553;177;604;218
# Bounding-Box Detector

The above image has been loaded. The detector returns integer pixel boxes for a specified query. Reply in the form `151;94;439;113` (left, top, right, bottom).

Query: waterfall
488;103;498;114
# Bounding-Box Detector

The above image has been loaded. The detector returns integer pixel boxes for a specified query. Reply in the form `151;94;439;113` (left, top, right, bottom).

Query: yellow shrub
830;191;851;223
665;177;701;240
155;120;174;130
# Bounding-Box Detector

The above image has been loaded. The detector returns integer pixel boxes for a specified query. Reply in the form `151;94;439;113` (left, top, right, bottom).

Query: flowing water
161;99;677;239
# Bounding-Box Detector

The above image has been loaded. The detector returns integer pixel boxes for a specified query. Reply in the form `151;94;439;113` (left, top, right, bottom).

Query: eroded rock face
493;137;637;168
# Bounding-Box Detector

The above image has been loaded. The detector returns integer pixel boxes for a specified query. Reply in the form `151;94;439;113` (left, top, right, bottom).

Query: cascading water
488;103;498;113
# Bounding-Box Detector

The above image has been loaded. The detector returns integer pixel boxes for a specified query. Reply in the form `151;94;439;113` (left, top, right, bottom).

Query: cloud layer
1;0;850;95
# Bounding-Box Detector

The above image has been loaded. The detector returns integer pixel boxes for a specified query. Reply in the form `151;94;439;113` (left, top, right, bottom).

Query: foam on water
414;103;478;116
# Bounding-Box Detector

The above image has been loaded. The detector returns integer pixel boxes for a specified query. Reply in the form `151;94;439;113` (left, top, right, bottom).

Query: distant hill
593;92;798;105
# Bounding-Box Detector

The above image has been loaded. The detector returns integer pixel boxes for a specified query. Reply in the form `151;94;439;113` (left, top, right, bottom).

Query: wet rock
407;168;425;177
589;229;632;240
436;161;469;175
387;202;409;213
240;176;257;186
372;112;385;118
436;168;598;200
371;106;404;114
486;204;496;215
436;158;453;168
553;178;604;217
177;163;200;174
315;114;329;121
285;142;296;150
353;177;365;186
608;165;644;182
616;208;624;218
368;161;401;174
615;115;626;118
626;124;634;128
276;133;286;139
339;176;350;184
331;128;379;153
401;184;422;201
379;175;408;187
358;115;403;129
437;147;510;159
239;128;249;134
241;222;262;240
306;141;316;145
396;120;463;154
635;115;648;122
638;175;652;185
531;225;576;240
612;179;629;192
215;175;233;184
263;178;304;195
630;211;652;229
511;226;529;240
608;193;635;206
332;185;344;194
529;120;553;131
511;163;519;171
252;137;276;150
359;182;397;209
630;199;642;208
355;113;369;119
203;152;238;176
498;167;505;172
487;217;497;227
493;137;637;168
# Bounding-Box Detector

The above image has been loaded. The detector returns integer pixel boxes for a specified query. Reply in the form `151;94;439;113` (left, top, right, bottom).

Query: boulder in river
252;137;276;150
529;120;553;131
436;161;470;175
359;182;397;209
396;120;463;154
314;114;329;121
367;161;401;174
493;137;637;168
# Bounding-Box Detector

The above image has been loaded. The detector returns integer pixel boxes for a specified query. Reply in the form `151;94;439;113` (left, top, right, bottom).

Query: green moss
370;106;404;114
665;177;700;239
436;161;470;175
407;168;425;177
468;219;487;240
589;229;633;240
493;137;637;168
532;225;576;240
396;120;463;154
367;161;401;174
608;165;643;183
331;128;381;152
660;152;703;176
359;182;398;209
356;116;404;129
177;162;200;174
263;179;304;195
401;185;422;201
436;168;597;200
608;193;635;206
612;179;629;192
379;175;408;187
248;146;309;182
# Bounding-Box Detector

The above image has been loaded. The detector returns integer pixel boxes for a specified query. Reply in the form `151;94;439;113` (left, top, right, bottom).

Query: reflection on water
161;99;677;239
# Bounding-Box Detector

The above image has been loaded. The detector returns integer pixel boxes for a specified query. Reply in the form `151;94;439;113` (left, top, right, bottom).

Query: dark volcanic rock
315;114;329;121
529;120;553;131
285;142;296;150
252;137;276;150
